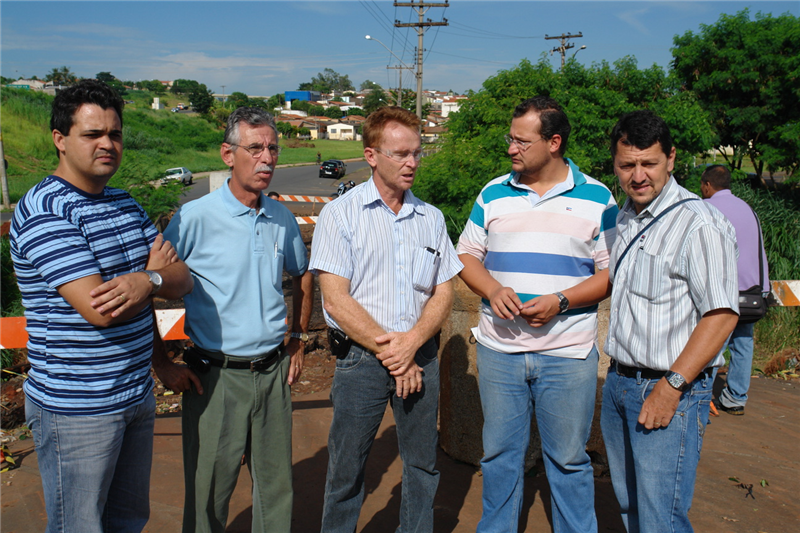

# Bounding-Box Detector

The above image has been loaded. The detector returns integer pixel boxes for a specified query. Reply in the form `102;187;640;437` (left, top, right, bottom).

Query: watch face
667;372;687;390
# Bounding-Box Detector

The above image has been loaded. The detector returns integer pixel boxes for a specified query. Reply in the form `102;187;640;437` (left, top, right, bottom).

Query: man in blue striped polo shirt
10;79;195;533
457;96;618;533
602;110;739;532
310;106;462;533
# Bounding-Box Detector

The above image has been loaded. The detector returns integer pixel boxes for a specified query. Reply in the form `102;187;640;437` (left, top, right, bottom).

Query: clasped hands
375;331;424;399
488;286;561;327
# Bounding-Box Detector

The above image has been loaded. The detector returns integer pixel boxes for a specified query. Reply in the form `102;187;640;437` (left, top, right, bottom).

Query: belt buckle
249;346;281;372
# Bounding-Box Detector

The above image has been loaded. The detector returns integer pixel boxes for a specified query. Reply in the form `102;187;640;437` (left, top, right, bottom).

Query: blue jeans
476;343;598;533
601;365;713;533
719;322;754;408
321;339;440;533
25;394;155;533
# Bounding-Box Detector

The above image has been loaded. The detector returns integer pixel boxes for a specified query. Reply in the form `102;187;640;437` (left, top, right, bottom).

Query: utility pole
386;65;413;107
544;32;583;69
393;1;449;119
221;85;226;108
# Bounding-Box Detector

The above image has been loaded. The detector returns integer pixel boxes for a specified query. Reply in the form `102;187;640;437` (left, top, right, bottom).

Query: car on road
161;167;193;185
319;159;347;179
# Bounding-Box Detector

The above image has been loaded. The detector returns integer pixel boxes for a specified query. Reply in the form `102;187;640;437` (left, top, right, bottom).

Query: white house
328;123;355;141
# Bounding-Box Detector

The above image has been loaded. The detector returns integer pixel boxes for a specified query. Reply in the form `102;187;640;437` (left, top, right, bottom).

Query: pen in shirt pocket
425;246;441;258
275;242;278;258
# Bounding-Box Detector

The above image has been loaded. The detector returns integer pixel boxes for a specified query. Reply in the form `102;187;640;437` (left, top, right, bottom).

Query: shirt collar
362;176;426;217
502;157;583;192
220;177;271;218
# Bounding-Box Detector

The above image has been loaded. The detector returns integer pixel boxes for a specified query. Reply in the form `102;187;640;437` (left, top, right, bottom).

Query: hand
145;234;178;271
153;360;203;395
488;286;523;320
638;378;682;430
89;272;151;317
393;364;423;399
519;294;561;327
375;331;420;376
286;338;304;385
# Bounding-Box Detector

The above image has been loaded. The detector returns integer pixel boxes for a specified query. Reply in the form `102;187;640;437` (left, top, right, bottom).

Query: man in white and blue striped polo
457;96;618;533
10;79;195;533
310;106;462;533
602;110;739;532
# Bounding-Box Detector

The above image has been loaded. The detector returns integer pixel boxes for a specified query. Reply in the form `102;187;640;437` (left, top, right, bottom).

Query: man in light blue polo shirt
164;107;313;533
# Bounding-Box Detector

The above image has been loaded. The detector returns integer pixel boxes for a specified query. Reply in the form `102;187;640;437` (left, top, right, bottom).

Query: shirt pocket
412;246;441;293
628;250;665;300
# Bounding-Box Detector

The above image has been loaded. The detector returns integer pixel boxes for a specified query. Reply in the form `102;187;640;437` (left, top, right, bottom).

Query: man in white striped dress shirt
602;110;739;532
310;106;462;533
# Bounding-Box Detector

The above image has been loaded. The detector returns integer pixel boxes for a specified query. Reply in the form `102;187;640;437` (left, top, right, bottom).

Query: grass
0;88;364;207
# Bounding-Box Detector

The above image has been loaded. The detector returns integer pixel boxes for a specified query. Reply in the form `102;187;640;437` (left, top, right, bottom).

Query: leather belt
185;344;284;373
612;360;713;380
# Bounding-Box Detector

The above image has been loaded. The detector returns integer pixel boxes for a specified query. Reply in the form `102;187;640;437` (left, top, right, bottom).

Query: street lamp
365;35;418;116
572;45;587;59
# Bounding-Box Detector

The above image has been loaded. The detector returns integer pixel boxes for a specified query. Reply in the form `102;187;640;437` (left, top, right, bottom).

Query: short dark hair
224;107;278;146
363;106;421;149
50;79;124;155
610;109;672;159
701;164;732;190
512;96;571;156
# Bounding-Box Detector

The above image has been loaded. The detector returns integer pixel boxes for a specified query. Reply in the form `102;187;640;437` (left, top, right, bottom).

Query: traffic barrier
2;282;798;350
280;194;332;203
295;216;319;225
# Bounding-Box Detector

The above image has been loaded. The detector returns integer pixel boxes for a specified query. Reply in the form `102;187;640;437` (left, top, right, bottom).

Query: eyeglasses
229;143;282;158
374;148;423;163
504;134;545;152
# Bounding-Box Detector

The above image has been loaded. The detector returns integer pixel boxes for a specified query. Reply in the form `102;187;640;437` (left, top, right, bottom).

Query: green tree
189;84;215;114
413;57;714;240
389;89;433;118
95;71;115;83
291;100;312;113
267;93;285;111
45;66;77;86
276;121;295;138
309;105;326;117
672;9;800;180
299;68;355;93
324;107;344;119
346;108;365;117
360;80;382;91
171;79;201;95
228;91;250;109
362;90;389;115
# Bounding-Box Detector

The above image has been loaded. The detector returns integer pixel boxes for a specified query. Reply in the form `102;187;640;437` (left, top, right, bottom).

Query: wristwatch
554;292;569;313
664;371;690;392
143;270;163;295
291;332;309;342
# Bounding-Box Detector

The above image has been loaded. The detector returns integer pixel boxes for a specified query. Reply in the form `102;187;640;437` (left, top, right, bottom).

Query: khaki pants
181;353;292;533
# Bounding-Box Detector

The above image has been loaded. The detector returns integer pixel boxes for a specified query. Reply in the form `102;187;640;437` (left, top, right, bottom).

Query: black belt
611;361;713;381
184;344;284;373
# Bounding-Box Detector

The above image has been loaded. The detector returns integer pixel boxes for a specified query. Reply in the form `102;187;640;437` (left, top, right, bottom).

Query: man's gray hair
223;107;278;146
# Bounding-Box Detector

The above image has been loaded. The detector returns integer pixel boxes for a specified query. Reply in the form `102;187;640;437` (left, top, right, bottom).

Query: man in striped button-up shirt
602;110;739;533
310;106;462;533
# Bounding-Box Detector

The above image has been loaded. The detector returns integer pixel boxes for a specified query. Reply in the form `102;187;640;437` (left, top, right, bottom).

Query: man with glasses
310;106;462;532
164;107;313;533
456;96;618;533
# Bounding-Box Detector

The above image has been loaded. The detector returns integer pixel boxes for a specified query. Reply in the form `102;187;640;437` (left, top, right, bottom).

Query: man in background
701;164;769;416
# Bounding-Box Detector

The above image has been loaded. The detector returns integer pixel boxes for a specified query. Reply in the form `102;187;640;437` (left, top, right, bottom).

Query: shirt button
249;210;254;216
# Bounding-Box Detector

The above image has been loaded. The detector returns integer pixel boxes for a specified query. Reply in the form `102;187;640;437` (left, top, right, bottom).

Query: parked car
319;159;347;179
161;167;193;185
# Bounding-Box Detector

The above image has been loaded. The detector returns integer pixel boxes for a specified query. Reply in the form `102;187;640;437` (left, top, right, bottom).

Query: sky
2;1;798;98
